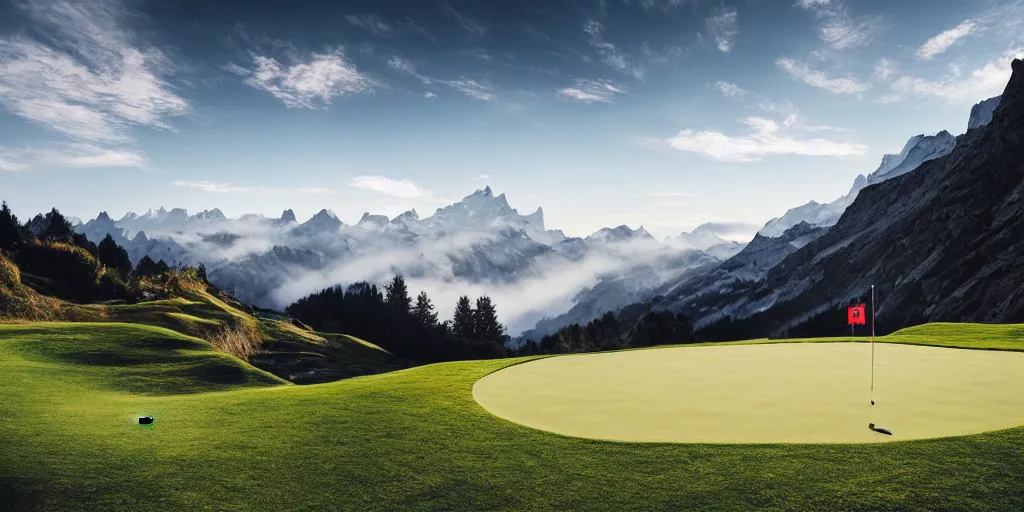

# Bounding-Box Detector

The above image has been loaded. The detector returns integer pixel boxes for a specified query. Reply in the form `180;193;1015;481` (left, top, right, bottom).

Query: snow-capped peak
357;212;390;230
968;95;1001;131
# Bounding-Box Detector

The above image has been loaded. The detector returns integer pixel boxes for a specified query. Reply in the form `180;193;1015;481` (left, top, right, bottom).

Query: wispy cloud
797;0;882;50
345;14;394;37
0;143;144;170
640;191;699;198
715;81;746;97
776;58;870;94
173;181;333;194
472;174;491;181
351;176;430;198
0;0;188;147
0;154;27;172
666;115;868;162
558;78;627;103
242;49;374;109
174;181;249;193
388;56;492;100
917;19;978;60
873;58;895;80
705;6;739;53
387;56;419;76
891;48;1024;104
442;2;487;38
583;20;646;80
446;79;495;101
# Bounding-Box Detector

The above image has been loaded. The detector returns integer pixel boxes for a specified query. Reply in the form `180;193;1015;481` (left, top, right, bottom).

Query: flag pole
870;285;875;406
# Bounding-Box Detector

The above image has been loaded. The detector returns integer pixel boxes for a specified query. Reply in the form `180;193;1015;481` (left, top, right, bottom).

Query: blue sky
1;0;1022;240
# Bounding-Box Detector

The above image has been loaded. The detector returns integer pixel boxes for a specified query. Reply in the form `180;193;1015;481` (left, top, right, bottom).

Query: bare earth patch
473;343;1024;443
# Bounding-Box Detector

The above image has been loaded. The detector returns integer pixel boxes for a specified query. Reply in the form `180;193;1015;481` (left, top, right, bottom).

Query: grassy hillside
1;252;408;383
2;322;1023;510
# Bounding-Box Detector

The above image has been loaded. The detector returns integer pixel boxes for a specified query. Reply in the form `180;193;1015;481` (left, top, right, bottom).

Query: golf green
473;342;1024;443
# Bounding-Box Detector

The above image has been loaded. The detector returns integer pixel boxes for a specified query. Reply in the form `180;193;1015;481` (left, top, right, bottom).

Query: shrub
14;241;102;302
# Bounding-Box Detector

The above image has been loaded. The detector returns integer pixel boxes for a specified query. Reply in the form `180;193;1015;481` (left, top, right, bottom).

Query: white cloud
776;58;870;94
0;143;145;170
345;14;393;37
172;181;335;194
891;49;1023;104
715;81;746;97
424;92;437;99
387;56;417;75
0;0;188;146
446;79;495;101
873;58;895;80
244;49;373;109
174;181;249;193
583;20;646;80
0;153;28;172
917;19;978;60
797;0;882;50
558;79;627;103
472;174;491;181
665;115;868;162
351;176;430;198
221;62;251;76
705;6;739;53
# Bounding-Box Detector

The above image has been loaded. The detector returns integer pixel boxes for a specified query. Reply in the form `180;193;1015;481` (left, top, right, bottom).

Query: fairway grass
3;322;1024;510
474;342;1024;443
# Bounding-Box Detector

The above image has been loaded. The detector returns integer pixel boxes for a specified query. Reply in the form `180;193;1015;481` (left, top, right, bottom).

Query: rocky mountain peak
280;209;297;223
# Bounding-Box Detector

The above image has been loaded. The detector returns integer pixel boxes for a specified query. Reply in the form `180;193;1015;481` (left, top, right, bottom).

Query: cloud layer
243;50;374;109
0;0;186;169
666;115;868;162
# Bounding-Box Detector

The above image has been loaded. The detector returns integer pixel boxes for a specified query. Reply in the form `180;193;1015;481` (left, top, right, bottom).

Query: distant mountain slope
679;60;1024;335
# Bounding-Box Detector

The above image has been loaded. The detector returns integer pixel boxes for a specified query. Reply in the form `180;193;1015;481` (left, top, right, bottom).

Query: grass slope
2;322;1024;510
2;254;407;383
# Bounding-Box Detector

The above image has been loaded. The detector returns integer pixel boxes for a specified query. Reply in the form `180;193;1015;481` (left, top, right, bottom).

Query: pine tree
0;201;21;252
384;274;412;313
41;208;73;242
97;234;132;275
412;291;438;328
451;296;476;340
473;296;505;343
135;255;161;277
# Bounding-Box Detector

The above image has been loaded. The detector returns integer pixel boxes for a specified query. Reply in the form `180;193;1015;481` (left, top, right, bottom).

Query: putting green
473;343;1024;443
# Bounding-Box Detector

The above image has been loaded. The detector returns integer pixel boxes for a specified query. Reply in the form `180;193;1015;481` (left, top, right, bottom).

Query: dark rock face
697;59;1024;335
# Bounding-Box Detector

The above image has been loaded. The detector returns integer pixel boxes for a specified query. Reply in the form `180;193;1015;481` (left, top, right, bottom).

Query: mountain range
74;65;1012;340
76;186;740;333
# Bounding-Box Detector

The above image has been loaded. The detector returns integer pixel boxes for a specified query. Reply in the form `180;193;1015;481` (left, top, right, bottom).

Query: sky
1;0;1022;241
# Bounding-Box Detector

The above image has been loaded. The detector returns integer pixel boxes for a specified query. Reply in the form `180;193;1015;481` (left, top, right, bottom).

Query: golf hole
473;343;1024;444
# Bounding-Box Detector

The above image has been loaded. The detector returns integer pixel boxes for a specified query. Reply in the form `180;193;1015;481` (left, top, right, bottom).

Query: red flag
848;304;866;325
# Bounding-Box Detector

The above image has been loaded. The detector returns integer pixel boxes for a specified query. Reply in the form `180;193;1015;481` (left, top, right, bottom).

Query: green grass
2;322;1024;510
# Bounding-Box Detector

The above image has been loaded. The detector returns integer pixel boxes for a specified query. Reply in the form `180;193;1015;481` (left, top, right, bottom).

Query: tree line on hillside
1;201;189;303
286;275;508;362
514;302;696;356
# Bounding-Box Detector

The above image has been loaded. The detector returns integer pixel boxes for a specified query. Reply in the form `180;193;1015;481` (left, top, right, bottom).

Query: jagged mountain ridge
76;186;731;334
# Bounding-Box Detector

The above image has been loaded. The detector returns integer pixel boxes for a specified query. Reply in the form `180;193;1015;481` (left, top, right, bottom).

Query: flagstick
870;285;875;407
